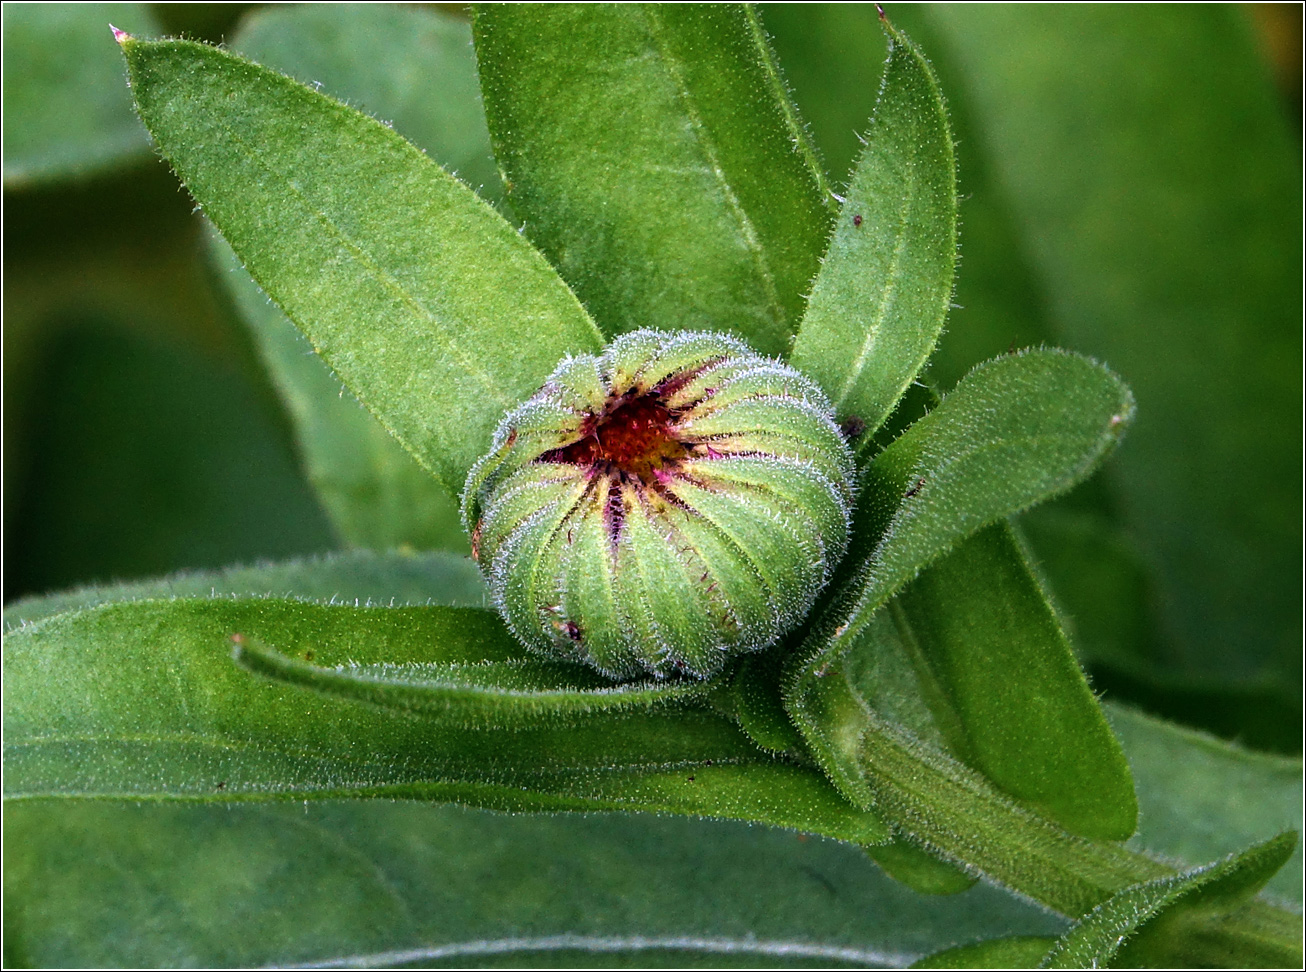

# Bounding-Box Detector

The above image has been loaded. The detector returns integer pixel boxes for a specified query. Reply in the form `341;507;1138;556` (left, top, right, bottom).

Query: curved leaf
1040;832;1298;969
789;14;957;441
474;3;831;355
885;524;1137;840
3;597;885;843
850;706;1301;968
209;232;468;552
785;350;1134;810
120;34;602;494
230;629;713;727
211;4;509;550
232;3;503;206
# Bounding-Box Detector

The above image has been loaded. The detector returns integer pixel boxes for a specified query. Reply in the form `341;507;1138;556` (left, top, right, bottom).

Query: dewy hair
462;329;855;681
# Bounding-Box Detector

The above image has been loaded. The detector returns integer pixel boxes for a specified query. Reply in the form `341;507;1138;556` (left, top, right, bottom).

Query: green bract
462;330;855;680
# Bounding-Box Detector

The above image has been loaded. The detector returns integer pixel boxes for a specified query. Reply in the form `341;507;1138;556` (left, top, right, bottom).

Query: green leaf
758;5;889;192
920;6;1300;695
232;3;504;207
3;597;884;844
789;14;956;441
886;524;1137;841
4;321;338;598
120;35;603;494
2;3;160;186
2;549;487;630
865;838;977;897
473;3;831;356
1040;832;1298;969
837;522;1138;843
230;628;713;727
842;701;1302;963
912;936;1056;969
785;350;1134;808
209;232;468;552
1110;702;1304;904
3;800;1065;968
209;4;513;550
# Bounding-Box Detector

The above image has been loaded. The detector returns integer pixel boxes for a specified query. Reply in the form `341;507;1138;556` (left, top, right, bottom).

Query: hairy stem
856;711;1301;959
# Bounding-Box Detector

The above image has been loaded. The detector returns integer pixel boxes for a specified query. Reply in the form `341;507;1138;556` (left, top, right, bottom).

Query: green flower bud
462;329;855;681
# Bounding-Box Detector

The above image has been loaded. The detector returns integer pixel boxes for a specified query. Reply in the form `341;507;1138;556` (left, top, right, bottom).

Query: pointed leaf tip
110;25;130;44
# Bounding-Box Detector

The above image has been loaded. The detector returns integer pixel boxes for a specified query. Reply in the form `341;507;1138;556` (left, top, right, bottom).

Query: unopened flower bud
462;329;855;681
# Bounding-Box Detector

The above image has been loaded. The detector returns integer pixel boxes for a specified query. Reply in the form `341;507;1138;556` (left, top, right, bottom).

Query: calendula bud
462;329;855;681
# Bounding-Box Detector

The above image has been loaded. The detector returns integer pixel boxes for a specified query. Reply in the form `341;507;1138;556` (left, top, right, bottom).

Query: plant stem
857;711;1302;958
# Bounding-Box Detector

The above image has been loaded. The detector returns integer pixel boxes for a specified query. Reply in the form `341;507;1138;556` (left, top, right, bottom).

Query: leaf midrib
213;114;517;413
643;6;788;343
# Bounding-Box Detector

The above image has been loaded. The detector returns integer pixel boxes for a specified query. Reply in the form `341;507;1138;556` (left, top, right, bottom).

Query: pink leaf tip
110;24;130;44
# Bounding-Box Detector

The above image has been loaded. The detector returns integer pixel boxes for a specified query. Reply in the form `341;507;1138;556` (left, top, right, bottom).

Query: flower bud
462;329;855;681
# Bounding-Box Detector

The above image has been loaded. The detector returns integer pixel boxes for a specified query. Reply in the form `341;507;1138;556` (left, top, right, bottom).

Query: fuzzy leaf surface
790;15;956;439
2;3;159;185
1040;832;1298;969
786;350;1134;812
474;3;830;356
3;598;885;843
7;695;1298;967
121;35;602;494
210;4;508;548
884;523;1137;840
233;3;503;206
210;233;467;552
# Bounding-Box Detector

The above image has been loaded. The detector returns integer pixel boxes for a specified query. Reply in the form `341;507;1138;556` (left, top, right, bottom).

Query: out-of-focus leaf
3;322;335;600
210;233;467;553
785;350;1133;808
233;3;503;206
1110;702;1304;903
2;3;161;186
790;15;956;442
474;3;830;356
2;799;1066;969
921;6;1301;693
2;549;487;631
121;35;602;495
3;597;885;843
1040;832;1298;969
912;936;1055;969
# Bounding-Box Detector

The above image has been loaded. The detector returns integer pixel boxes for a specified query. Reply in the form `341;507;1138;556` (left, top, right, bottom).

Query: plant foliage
3;4;1299;968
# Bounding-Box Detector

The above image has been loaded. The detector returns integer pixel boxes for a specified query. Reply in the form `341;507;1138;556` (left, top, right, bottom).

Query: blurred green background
4;3;1301;752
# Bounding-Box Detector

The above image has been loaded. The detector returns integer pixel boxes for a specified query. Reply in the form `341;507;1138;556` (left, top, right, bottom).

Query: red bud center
547;392;687;481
